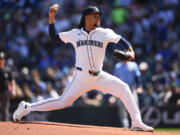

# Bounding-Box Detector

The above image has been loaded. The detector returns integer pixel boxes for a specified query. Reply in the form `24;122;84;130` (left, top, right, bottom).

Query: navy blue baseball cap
82;6;102;17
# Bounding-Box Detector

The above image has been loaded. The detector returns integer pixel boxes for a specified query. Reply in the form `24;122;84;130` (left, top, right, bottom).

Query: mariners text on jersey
77;40;103;48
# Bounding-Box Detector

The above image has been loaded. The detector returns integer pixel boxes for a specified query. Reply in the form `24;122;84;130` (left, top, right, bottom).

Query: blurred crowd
0;0;180;108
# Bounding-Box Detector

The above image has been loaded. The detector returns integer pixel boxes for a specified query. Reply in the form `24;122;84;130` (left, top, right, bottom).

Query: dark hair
76;16;85;29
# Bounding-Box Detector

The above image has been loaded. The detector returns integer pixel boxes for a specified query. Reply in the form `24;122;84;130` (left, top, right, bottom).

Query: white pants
118;86;139;127
30;69;141;122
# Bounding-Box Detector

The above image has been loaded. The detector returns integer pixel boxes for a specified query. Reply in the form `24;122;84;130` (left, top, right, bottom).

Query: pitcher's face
85;13;100;29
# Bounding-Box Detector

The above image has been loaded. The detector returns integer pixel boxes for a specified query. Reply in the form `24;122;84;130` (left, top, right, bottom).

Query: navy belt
76;67;100;76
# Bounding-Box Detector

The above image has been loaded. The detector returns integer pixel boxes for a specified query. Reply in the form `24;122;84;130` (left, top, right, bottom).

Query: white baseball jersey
59;27;121;72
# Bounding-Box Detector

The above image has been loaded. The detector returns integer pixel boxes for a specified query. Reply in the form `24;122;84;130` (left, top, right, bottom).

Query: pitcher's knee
114;83;131;97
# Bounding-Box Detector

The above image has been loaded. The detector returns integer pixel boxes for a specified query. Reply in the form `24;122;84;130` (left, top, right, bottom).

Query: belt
76;67;100;76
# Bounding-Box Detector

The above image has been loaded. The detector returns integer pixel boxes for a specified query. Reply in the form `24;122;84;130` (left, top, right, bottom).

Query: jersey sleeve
113;66;118;76
105;28;121;44
58;29;75;44
134;63;141;77
133;62;143;87
113;63;120;76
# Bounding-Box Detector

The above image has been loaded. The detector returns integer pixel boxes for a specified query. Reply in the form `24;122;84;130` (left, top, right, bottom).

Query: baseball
52;4;59;11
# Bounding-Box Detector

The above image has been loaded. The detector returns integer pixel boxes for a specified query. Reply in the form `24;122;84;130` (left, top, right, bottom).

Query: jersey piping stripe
90;31;98;71
81;31;93;70
31;70;77;108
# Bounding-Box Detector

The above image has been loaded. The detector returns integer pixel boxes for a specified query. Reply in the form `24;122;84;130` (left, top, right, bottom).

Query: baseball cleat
131;122;154;132
13;101;30;122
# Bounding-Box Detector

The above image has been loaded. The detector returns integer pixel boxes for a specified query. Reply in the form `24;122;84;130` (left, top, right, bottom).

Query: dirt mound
0;121;179;135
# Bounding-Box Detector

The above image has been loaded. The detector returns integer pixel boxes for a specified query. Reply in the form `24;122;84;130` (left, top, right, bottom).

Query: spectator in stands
168;83;180;105
158;84;172;105
141;83;158;106
43;82;59;99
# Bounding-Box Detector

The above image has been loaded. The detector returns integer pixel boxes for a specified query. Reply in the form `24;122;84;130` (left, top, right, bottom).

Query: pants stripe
31;70;77;108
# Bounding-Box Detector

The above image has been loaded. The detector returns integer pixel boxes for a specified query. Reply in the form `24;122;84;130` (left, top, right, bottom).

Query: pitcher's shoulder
71;28;80;32
97;27;115;33
65;28;80;34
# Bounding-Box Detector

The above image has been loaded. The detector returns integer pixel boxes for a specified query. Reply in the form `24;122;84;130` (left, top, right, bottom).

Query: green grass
155;128;180;132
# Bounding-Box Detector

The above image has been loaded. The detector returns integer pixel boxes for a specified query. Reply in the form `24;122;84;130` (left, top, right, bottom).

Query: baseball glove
113;49;135;61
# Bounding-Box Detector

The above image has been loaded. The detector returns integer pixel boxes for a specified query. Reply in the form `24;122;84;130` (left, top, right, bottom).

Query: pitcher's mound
0;121;179;135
